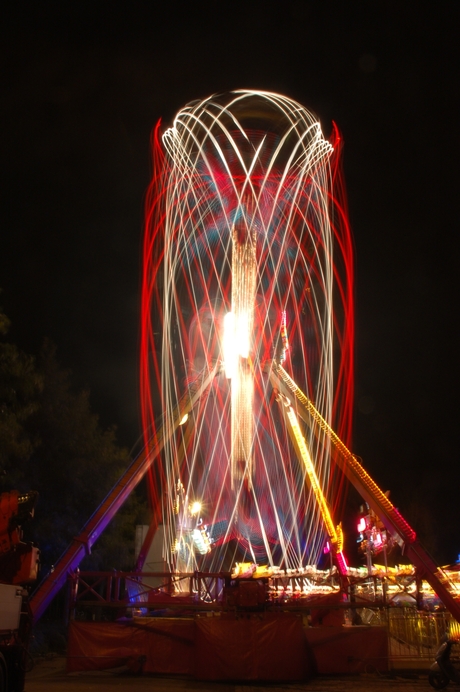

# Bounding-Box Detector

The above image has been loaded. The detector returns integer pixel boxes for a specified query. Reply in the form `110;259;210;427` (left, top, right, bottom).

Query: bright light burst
141;90;354;573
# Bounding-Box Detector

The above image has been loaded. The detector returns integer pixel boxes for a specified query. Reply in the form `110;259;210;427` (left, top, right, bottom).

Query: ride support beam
267;360;460;624
405;541;460;624
274;391;345;568
30;362;222;622
135;408;197;572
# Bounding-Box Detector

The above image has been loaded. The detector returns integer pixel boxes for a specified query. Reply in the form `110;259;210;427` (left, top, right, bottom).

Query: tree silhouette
1;299;148;576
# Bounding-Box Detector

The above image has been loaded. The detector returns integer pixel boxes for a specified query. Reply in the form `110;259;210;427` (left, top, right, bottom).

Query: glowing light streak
284;403;340;550
230;221;257;486
450;620;460;641
141;91;355;572
279;310;289;363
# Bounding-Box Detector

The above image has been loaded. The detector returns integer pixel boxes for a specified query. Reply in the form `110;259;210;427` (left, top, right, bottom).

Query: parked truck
0;490;39;692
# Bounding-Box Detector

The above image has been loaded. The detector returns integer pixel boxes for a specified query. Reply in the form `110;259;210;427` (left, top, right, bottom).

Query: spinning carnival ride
29;91;460;624
140;90;354;574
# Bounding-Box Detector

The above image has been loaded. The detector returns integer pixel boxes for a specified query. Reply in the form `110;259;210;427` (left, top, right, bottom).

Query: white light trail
142;90;354;574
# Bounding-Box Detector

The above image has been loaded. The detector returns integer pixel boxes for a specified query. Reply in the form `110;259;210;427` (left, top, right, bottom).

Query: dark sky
2;2;459;562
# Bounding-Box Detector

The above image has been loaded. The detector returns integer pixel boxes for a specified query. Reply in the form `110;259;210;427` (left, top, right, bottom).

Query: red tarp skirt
67;616;388;679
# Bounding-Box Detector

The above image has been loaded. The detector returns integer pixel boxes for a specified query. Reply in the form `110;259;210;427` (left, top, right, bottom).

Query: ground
24;655;433;692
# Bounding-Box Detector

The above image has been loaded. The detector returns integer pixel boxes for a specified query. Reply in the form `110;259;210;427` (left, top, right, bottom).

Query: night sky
2;3;459;563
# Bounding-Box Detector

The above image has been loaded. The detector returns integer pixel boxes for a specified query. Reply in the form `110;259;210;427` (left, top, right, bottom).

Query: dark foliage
0;301;149;577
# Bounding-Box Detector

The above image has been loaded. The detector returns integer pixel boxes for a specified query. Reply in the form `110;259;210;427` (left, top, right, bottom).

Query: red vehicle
0;490;39;692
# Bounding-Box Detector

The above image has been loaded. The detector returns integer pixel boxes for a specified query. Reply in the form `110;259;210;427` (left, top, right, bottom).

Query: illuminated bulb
190;501;201;515
179;413;189;425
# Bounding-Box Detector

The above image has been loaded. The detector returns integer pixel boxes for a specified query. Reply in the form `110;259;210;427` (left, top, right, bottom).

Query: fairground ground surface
24;656;434;692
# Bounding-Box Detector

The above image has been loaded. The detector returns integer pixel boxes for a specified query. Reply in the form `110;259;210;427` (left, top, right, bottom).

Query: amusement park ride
27;91;460;631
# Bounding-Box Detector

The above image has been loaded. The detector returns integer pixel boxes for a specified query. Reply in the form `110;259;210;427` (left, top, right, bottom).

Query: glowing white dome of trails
162;90;334;176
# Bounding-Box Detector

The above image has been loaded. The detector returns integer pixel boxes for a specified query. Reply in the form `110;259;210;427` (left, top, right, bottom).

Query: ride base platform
67;611;389;680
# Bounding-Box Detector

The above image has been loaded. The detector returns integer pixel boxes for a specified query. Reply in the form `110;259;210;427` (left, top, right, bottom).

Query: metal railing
68;570;230;620
386;608;454;666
